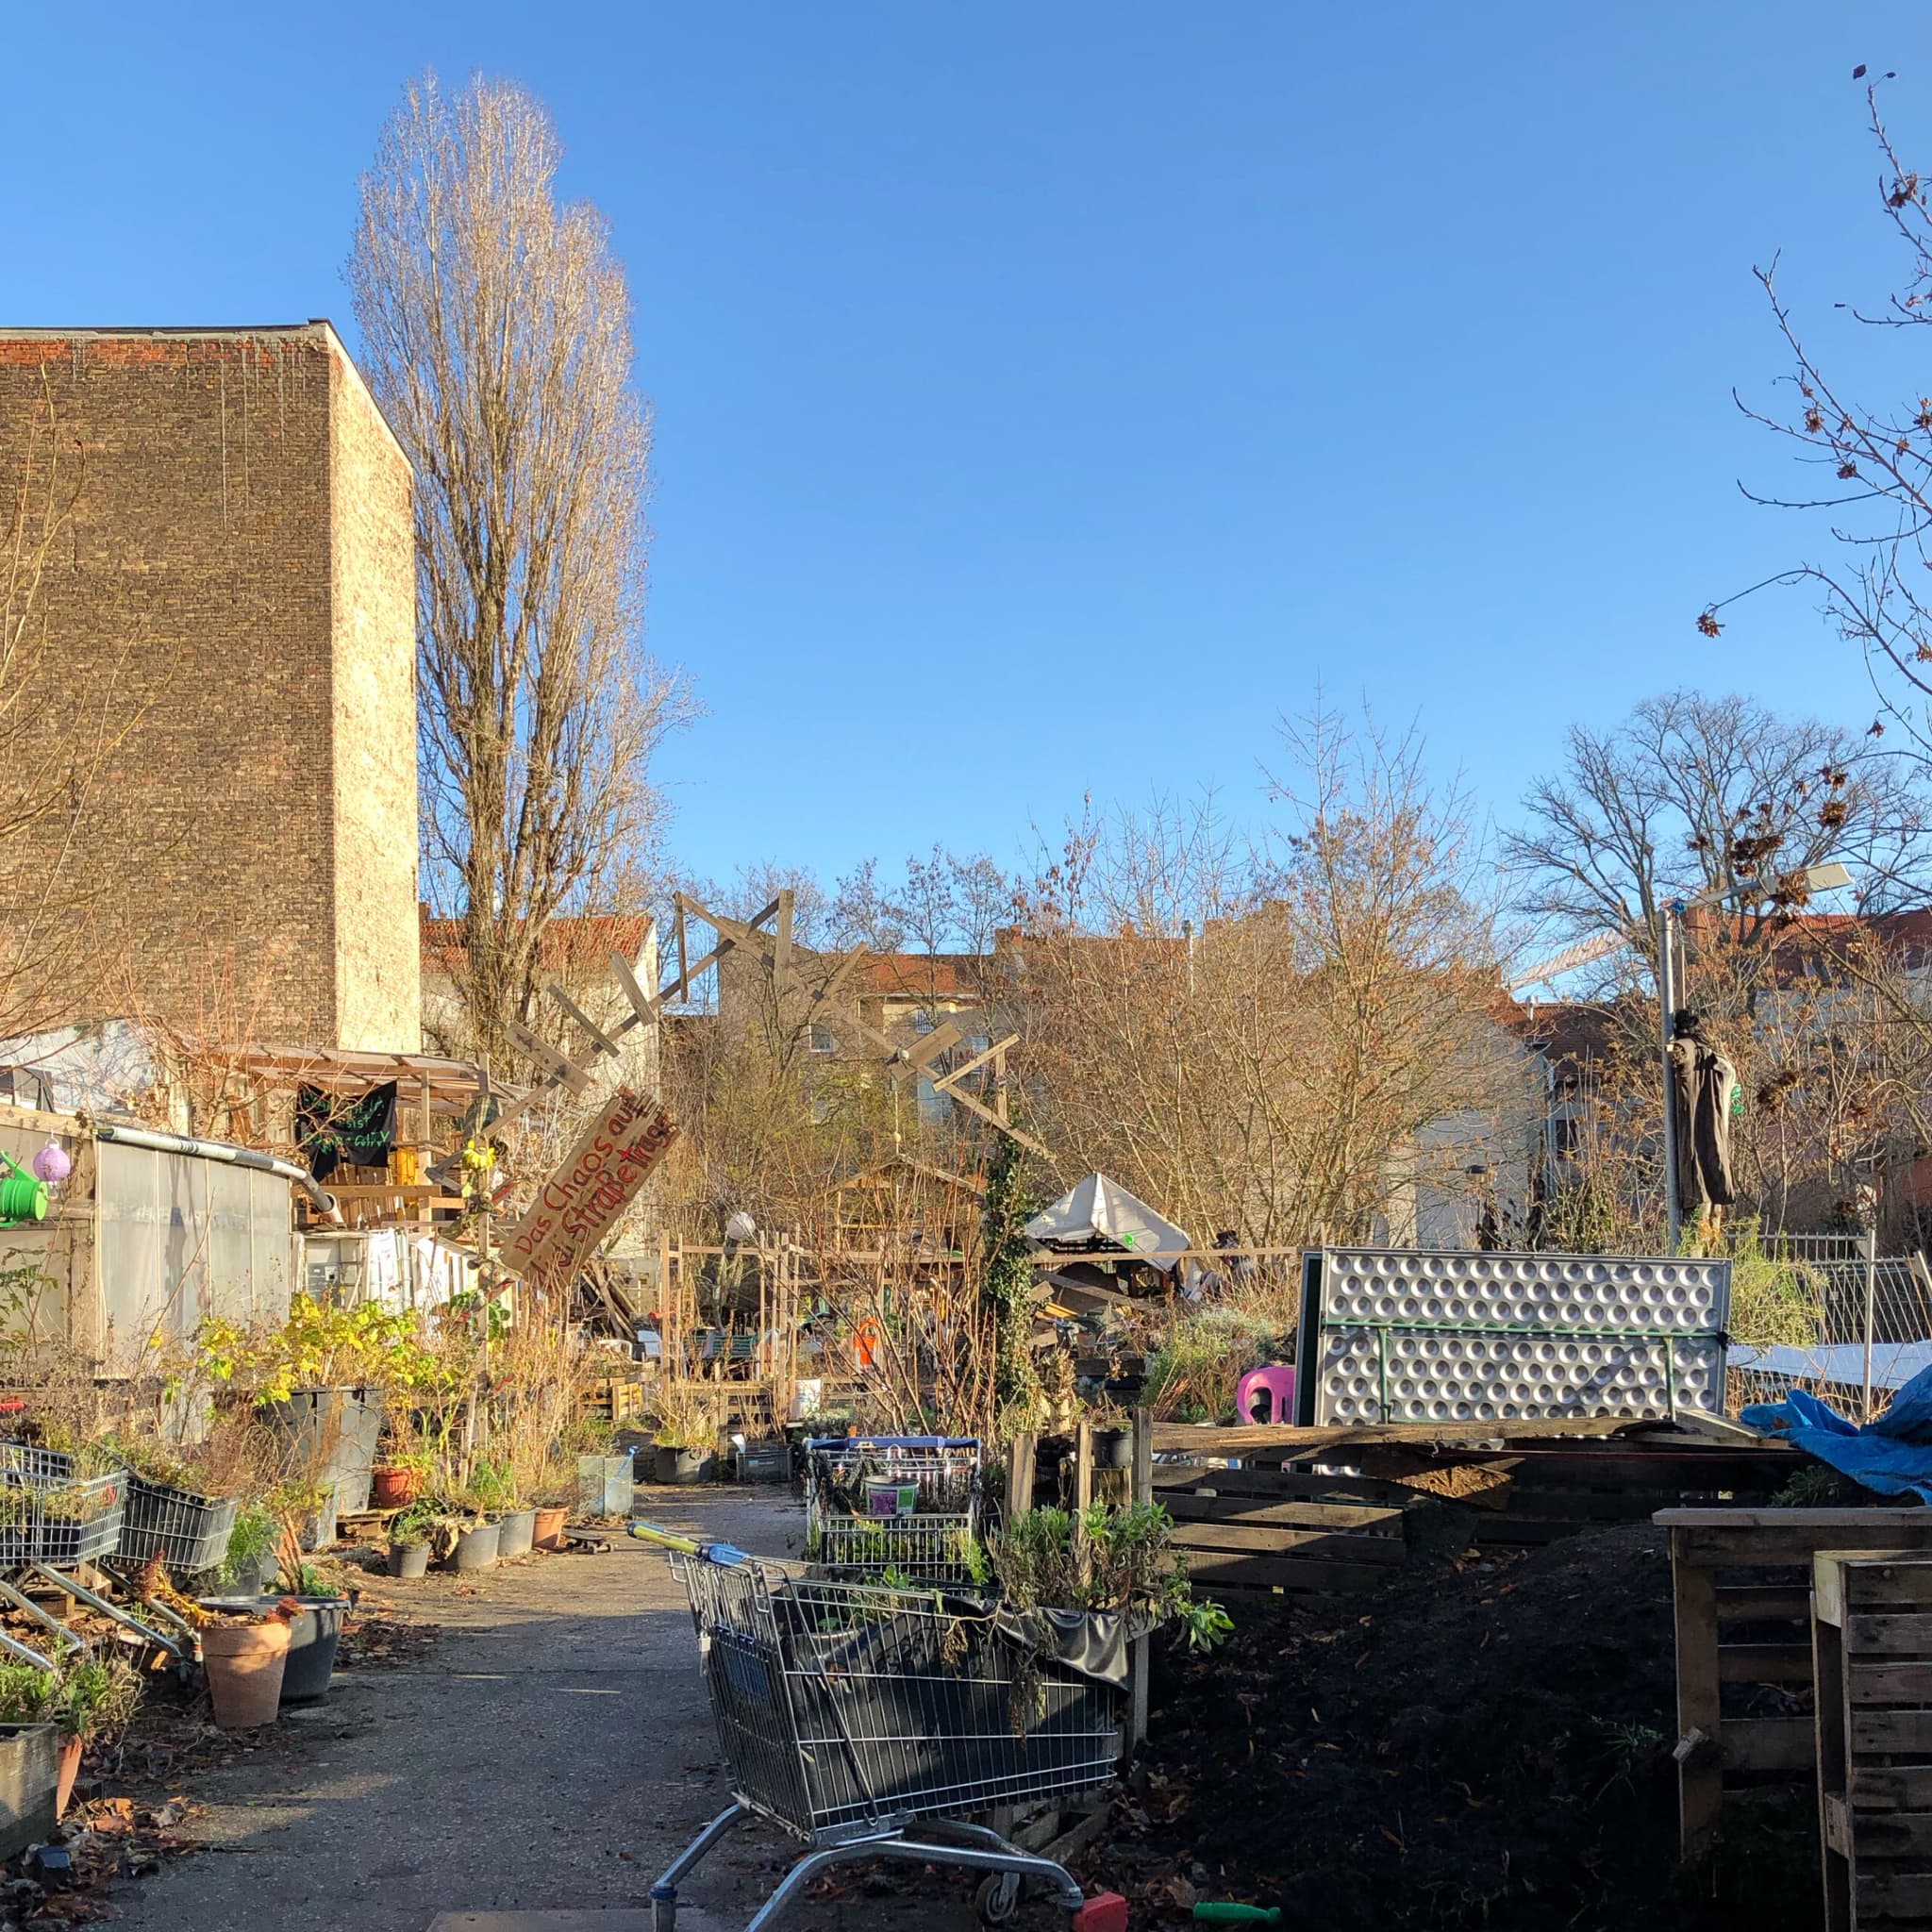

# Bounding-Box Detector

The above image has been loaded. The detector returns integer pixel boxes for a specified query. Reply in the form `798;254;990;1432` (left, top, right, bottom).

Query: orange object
854;1318;881;1370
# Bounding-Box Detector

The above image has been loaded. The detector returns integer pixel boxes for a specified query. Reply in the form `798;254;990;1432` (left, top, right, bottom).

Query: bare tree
1012;713;1526;1244
1714;79;1932;780
349;71;692;1070
1506;691;1926;968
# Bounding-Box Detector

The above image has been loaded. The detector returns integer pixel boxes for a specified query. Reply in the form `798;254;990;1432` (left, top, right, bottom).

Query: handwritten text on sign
501;1090;678;1280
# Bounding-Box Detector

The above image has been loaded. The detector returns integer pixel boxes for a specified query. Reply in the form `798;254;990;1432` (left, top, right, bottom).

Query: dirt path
108;1485;1013;1932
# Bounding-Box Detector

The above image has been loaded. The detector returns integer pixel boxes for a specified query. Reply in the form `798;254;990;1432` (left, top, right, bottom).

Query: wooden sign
500;1089;678;1281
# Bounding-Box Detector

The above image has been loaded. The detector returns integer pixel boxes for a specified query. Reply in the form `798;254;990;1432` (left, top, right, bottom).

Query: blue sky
6;4;1930;892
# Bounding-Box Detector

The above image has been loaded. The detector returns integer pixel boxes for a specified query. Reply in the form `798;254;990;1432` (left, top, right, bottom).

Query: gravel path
106;1485;1021;1932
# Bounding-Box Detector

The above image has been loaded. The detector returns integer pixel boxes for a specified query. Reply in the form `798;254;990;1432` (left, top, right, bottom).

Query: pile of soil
1096;1520;1819;1930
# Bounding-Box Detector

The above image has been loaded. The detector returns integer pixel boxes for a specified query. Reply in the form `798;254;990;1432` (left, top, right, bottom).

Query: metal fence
1726;1233;1932;1422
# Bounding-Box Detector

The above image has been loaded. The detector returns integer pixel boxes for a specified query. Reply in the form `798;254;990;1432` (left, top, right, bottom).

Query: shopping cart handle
628;1522;753;1567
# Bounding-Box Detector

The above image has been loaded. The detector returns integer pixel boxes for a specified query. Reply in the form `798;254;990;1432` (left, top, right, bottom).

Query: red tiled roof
853;954;987;999
421;907;652;976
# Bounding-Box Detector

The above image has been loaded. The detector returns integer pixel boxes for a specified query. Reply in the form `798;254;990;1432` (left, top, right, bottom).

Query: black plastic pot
387;1542;429;1579
196;1595;347;1703
664;1448;713;1486
1092;1428;1134;1470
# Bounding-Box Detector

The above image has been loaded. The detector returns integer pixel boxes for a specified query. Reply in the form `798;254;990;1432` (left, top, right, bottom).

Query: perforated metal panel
1297;1249;1731;1425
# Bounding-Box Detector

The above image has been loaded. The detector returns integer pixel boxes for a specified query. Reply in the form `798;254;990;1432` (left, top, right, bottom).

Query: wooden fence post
1006;1434;1038;1523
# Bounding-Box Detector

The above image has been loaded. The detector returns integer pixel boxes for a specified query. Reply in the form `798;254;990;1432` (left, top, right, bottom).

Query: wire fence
1726;1232;1932;1422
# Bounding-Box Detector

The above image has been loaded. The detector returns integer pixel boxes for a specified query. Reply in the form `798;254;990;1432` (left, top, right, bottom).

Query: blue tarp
1742;1362;1932;1502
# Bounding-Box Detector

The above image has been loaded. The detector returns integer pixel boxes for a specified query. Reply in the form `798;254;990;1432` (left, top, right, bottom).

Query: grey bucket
496;1507;537;1559
452;1519;501;1573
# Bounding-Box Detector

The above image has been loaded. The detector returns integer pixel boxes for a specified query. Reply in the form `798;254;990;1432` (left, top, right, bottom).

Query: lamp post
1657;860;1854;1254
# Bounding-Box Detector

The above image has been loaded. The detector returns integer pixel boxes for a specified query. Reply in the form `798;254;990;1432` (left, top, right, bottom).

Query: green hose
1193;1908;1281;1925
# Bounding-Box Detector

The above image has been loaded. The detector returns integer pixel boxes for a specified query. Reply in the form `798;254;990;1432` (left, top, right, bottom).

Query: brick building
0;323;420;1052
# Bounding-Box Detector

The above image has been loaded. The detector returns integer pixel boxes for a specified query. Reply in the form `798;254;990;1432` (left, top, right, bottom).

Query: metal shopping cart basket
0;1443;191;1670
634;1524;1127;1932
804;1434;982;1580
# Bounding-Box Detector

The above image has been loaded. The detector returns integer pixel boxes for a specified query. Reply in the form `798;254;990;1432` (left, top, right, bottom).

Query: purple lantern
31;1143;71;1185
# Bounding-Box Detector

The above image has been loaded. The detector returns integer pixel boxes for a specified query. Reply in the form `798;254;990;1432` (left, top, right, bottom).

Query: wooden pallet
581;1377;645;1425
1660;1508;1932;1864
1152;1463;1407;1595
336;1506;402;1542
1815;1549;1932;1931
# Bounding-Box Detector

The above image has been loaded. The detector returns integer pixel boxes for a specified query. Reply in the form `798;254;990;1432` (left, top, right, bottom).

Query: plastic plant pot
532;1506;568;1550
452;1519;501;1573
372;1466;422;1509
387;1541;430;1579
1092;1428;1134;1470
667;1448;713;1486
197;1596;346;1703
496;1507;537;1559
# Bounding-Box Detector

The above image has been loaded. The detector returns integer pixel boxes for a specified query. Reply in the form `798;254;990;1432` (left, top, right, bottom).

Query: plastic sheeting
96;1140;296;1370
1742;1364;1932;1501
1025;1174;1192;1262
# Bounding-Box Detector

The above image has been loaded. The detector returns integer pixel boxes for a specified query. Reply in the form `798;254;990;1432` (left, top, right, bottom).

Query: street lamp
1657;860;1855;1252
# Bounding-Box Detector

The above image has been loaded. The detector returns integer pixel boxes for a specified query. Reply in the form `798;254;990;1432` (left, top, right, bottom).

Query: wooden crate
1660;1508;1932;1863
1152;1463;1407;1596
1815;1550;1932;1931
581;1377;645;1425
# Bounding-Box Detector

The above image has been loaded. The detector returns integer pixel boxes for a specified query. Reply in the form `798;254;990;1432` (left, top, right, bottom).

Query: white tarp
1025;1173;1192;1263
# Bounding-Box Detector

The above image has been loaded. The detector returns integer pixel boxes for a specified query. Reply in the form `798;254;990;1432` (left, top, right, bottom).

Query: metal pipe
1658;902;1681;1255
1863;1223;1880;1424
91;1121;340;1222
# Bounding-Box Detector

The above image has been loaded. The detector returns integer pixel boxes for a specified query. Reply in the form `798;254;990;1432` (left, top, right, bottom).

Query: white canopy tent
1024;1173;1192;1264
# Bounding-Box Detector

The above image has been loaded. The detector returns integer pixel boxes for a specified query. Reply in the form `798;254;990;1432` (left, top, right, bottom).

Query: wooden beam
1155;1416;1646;1457
931;1031;1020;1092
545;982;624;1059
774;889;794;993
930;1076;1052;1158
506;1019;591;1094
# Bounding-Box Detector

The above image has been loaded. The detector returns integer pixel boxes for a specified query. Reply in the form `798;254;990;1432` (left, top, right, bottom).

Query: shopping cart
634;1524;1127;1932
803;1434;982;1580
0;1444;190;1668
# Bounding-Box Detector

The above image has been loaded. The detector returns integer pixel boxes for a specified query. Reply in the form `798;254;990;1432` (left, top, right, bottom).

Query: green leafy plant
0;1656;142;1740
991;1500;1231;1648
195;1295;448;1405
391;1502;439;1548
214;1503;278;1589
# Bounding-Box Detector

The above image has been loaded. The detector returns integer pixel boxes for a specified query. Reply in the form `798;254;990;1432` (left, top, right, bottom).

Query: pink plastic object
1235;1364;1297;1426
31;1144;70;1185
1072;1894;1129;1932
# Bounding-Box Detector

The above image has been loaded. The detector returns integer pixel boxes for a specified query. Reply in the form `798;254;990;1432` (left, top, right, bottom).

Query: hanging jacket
1667;1035;1740;1211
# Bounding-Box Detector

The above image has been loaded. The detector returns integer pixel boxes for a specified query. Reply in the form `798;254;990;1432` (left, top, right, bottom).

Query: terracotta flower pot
371;1466;421;1509
532;1506;568;1551
54;1735;81;1819
201;1621;291;1730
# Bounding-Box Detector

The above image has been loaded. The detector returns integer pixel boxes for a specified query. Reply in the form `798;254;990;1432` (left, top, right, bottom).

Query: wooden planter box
1813;1548;1932;1931
1658;1507;1932;1862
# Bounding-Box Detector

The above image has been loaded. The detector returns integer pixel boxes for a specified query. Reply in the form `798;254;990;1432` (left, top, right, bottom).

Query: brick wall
0;323;419;1052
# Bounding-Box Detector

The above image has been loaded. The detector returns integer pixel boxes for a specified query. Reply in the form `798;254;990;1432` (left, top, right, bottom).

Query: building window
808;1023;835;1055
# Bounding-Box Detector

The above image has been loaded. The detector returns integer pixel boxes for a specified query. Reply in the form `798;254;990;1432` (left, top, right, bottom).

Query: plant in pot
991;1500;1234;1651
388;1502;436;1579
0;1657;142;1817
372;1447;429;1511
195;1296;444;1518
200;1602;297;1730
1084;1405;1135;1471
469;1459;537;1558
651;1388;720;1486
